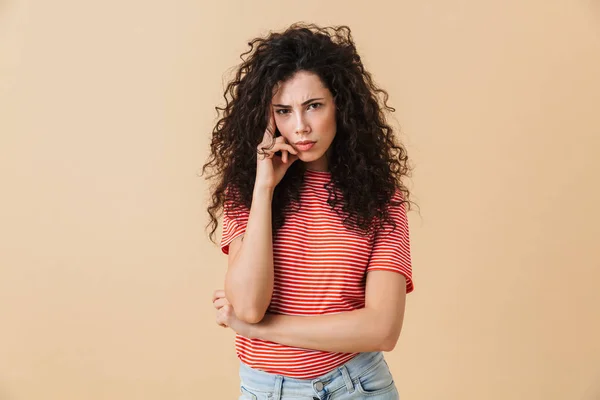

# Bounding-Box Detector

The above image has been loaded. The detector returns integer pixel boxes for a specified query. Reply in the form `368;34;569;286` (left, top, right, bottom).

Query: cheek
274;120;294;142
275;118;292;136
314;112;336;136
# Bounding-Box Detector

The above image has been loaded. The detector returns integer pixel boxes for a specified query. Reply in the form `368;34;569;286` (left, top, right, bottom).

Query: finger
219;305;233;323
216;317;228;328
212;289;225;302
266;107;276;136
271;143;298;155
258;134;277;157
257;149;270;161
258;142;298;161
259;150;274;160
276;137;292;163
216;309;227;326
258;123;276;151
213;297;230;309
261;129;272;145
260;135;288;150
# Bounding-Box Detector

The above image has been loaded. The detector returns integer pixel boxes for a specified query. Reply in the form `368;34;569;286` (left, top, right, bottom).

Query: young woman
203;23;415;400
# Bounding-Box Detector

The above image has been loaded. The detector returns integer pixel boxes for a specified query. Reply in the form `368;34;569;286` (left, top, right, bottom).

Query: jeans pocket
354;358;397;397
239;386;258;400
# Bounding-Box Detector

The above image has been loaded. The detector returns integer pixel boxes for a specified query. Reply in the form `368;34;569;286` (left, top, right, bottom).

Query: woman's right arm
223;109;298;324
224;185;275;324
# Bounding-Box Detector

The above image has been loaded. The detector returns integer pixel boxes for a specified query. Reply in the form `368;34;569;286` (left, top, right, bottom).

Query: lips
295;141;315;151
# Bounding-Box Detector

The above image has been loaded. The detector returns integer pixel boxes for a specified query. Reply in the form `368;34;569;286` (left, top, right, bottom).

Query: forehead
272;71;330;103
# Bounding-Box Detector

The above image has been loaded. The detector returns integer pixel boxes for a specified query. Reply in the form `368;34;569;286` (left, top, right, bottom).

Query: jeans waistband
239;351;385;393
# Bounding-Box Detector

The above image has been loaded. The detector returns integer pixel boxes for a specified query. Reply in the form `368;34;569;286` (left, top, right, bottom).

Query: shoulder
388;188;409;214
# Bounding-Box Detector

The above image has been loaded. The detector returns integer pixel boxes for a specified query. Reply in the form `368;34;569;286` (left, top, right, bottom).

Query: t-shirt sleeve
367;190;414;293
220;194;250;255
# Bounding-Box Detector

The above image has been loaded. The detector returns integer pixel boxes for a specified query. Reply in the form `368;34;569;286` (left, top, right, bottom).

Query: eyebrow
272;98;325;108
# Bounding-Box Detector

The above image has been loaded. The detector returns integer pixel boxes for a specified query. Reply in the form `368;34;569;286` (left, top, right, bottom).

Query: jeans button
315;381;324;391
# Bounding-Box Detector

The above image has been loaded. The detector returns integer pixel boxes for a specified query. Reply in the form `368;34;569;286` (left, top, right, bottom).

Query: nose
295;113;309;134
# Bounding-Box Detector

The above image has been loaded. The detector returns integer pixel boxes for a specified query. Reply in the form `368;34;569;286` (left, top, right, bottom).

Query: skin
271;70;337;172
213;271;406;353
223;71;337;323
215;70;407;353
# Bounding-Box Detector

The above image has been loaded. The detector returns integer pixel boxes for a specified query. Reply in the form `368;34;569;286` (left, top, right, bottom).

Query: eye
275;109;290;115
307;103;322;110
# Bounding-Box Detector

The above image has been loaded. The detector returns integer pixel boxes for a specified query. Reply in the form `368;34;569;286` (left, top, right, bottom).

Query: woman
203;23;414;400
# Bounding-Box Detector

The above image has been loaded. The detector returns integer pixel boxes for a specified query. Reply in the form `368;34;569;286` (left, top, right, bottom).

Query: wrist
248;316;267;340
253;183;275;198
246;321;259;340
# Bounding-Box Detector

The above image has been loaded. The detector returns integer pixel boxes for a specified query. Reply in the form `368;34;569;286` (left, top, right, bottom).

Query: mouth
295;141;316;151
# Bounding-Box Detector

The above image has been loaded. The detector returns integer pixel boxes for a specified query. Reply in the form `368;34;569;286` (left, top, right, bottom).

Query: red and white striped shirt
221;169;413;379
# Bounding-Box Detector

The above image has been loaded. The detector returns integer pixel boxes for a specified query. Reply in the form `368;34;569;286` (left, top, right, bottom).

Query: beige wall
1;1;599;399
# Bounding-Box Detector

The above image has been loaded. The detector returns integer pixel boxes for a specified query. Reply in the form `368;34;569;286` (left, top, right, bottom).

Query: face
271;70;337;172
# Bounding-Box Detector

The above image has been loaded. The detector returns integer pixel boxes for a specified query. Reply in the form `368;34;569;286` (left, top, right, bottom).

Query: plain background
1;1;599;399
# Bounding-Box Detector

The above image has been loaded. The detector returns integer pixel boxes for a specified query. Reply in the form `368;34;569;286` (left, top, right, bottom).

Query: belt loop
273;375;283;400
339;365;355;394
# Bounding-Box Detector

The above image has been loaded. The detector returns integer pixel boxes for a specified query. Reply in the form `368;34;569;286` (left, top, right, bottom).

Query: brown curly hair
202;22;414;243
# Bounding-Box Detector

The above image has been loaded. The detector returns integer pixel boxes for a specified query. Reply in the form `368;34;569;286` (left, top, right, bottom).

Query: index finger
212;289;225;302
266;106;276;136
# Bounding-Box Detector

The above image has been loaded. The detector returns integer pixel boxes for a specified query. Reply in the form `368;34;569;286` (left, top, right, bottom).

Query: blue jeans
238;351;399;399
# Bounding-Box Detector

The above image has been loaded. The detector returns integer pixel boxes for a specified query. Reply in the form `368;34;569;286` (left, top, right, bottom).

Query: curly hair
202;22;414;243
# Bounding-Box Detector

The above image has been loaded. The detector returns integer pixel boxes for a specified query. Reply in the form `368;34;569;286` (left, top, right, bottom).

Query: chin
298;153;323;163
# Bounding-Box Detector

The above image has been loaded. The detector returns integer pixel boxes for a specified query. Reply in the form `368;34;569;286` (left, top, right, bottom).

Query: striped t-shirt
220;169;413;379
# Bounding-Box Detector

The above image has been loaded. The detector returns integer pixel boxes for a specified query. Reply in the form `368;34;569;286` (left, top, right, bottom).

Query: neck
304;153;330;172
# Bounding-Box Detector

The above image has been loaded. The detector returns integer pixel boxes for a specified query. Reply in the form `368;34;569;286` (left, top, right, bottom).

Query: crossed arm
214;235;408;354
218;184;408;354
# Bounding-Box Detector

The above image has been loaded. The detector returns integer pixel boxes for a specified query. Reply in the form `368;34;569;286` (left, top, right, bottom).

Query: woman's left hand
213;289;253;337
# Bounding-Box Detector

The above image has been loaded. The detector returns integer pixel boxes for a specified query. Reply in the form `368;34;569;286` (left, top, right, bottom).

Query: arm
224;185;274;324
220;186;411;340
223;271;407;353
223;117;299;324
